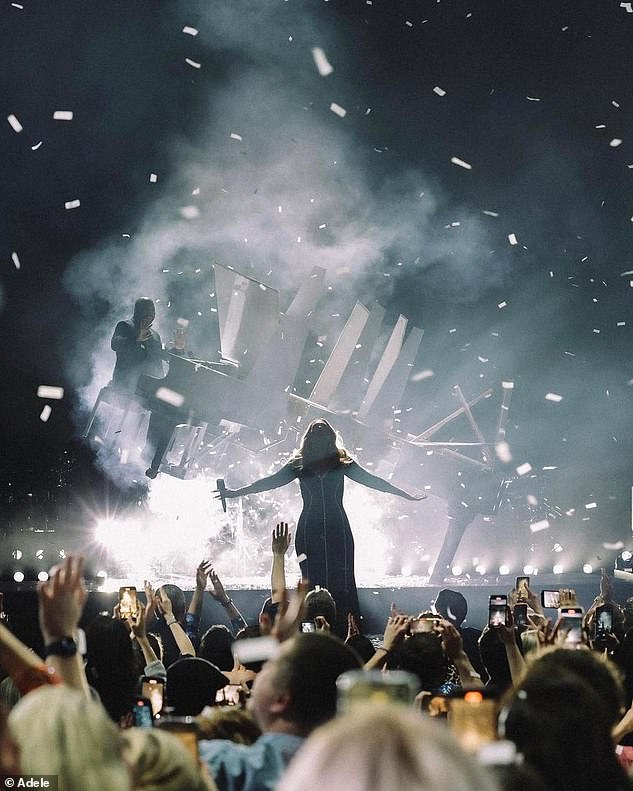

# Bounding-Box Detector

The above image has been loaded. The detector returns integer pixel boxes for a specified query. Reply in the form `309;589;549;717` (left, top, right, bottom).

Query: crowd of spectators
2;525;633;790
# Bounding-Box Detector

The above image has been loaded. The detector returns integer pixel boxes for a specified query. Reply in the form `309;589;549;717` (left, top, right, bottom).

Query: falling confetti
530;519;550;533
312;47;334;76
433;86;446;96
451;156;472;170
155;387;185;407
11;252;20;270
230;132;243;141
64;199;81;210
53;111;73;121
182;26;199;36
516;462;532;476
508;233;518;245
330;102;347;118
545;392;563;402
37;385;64;400
185;58;202;69
7;114;23;132
39;405;52;422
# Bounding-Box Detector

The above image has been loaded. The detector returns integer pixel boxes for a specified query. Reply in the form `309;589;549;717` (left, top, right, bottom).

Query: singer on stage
217;419;423;623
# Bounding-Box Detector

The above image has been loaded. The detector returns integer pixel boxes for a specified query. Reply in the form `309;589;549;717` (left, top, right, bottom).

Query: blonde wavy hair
9;685;130;791
293;419;352;468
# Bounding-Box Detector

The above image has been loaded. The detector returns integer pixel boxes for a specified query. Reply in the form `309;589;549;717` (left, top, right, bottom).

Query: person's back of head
277;704;500;791
123;727;215;791
388;633;448;692
502;663;629;791
478;628;512;691
9;685;130;791
197;707;261;745
167;657;228;715
199;625;234;671
264;632;362;734
86;614;138;721
530;646;624;726
305;588;337;627
434;589;468;627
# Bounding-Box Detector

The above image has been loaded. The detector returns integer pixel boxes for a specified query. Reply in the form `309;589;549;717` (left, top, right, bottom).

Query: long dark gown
244;459;390;620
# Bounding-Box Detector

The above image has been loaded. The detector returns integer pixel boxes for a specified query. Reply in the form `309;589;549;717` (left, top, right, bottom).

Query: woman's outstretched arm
345;461;425;500
223;463;298;498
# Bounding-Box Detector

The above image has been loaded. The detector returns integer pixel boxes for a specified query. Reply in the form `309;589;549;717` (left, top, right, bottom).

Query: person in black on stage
216;418;424;631
110;297;164;393
110;297;185;479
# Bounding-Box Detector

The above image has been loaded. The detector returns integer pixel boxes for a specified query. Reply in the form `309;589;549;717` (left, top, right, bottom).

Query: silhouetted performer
110;297;185;479
218;419;423;624
111;297;164;393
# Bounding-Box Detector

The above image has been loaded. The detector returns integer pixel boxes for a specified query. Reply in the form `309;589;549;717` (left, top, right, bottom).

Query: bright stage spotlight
35;549;44;561
499;565;510;576
622;551;633;562
553;563;564;575
451;565;463;576
11;550;22;560
13;571;24;583
475;564;486;575
583;563;593;574
37;571;49;582
523;565;534;575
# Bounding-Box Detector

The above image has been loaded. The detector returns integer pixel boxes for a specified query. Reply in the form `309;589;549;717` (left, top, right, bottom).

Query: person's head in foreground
277;704;500;791
123;727;217;791
8;685;130;791
248;632;362;734
501;648;630;791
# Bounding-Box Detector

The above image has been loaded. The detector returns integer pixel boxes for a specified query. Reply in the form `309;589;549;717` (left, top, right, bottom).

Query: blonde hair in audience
277;705;500;791
123;728;217;791
8;686;130;791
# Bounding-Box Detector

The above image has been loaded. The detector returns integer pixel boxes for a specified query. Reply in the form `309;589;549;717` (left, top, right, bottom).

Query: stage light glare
35;549;44;561
499;565;510;575
400;565;413;577
96;570;108;579
427;565;435;577
13;571;24;583
583;564;593;574
12;550;22;561
58;549;66;559
475;564;486;575
553;563;564;574
523;565;534;575
622;551;633;562
451;565;462;576
37;571;49;582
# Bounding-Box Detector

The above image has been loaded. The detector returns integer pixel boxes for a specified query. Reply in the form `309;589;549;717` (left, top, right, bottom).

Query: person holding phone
215;419;424;622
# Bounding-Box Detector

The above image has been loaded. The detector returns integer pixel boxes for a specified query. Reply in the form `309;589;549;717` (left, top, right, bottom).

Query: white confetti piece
482;210;499;217
498;301;507;308
40;405;52;422
230;132;243;141
182;26;199;36
11;3;24;8
37;385;64;400
149;173;158;183
622;2;633;12
312;47;333;76
617;321;626;326
53;111;73;121
545;392;563;402
530;519;550;533
7;114;23;133
155;387;185;407
526;494;538;506
176;317;189;327
64;199;80;210
451;156;472;170
495;441;512;463
296;553;307;564
31;141;43;150
585;502;597;509
603;541;625;550
433;86;446;96
526;96;541;101
508;233;518;245
411;369;434;382
610;138;623;147
180;206;199;219
185;58;201;69
516;462;532;477
330;102;347;118
502;380;514;390
11;252;20;270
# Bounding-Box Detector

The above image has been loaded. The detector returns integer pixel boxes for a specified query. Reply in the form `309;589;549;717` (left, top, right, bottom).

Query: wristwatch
45;636;77;658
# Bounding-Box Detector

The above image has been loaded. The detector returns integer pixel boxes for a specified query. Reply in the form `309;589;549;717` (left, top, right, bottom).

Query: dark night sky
1;0;633;562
